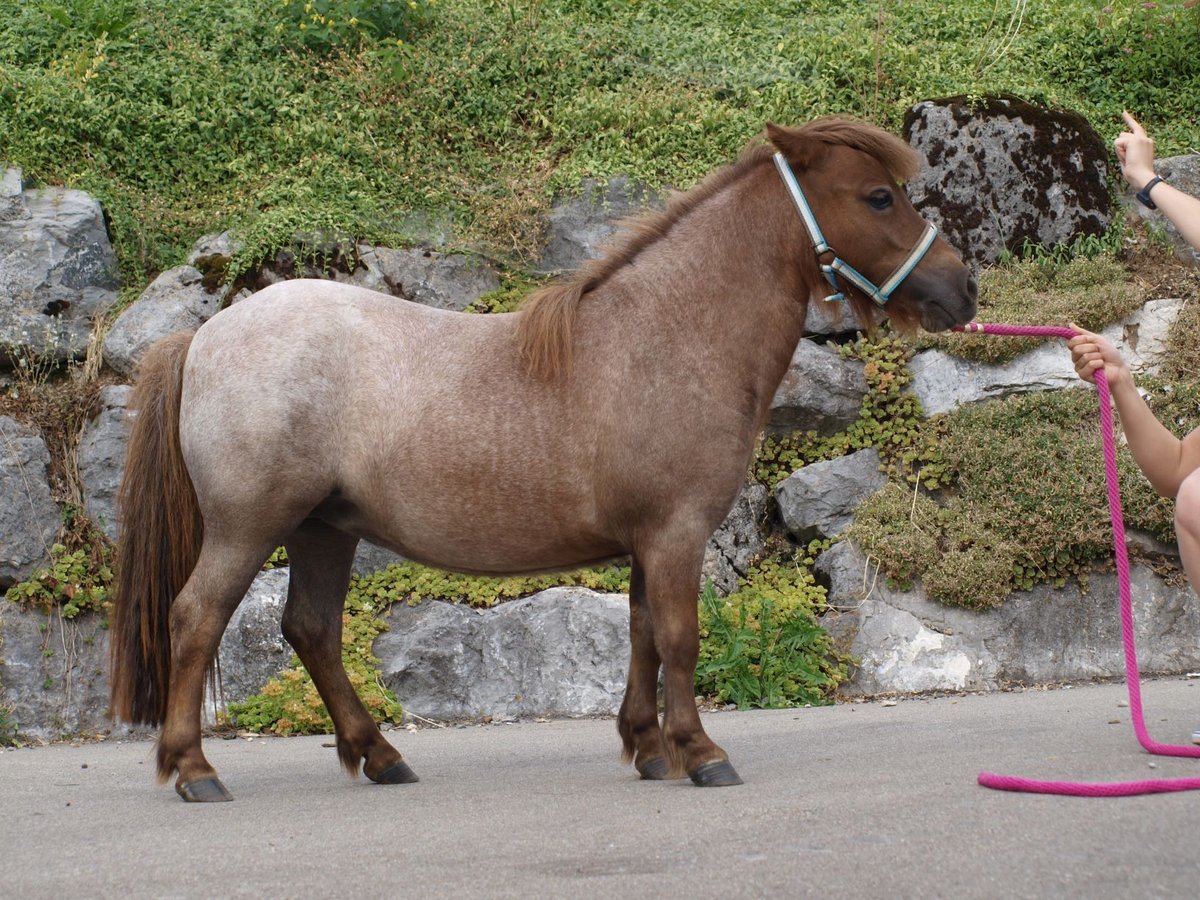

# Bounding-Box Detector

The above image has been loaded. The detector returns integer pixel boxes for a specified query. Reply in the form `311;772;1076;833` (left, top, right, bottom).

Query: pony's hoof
689;759;743;787
368;760;420;785
176;777;234;802
637;757;672;780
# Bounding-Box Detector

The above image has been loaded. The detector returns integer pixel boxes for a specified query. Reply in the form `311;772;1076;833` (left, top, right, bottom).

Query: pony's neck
599;159;811;420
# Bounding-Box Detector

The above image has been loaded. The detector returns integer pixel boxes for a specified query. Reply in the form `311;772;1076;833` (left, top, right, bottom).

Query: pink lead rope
954;322;1200;796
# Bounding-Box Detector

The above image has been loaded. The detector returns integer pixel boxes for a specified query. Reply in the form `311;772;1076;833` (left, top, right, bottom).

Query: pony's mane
517;118;917;378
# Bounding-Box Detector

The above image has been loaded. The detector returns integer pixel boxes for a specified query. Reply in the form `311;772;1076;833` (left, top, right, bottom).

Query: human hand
1114;111;1157;191
1066;325;1129;387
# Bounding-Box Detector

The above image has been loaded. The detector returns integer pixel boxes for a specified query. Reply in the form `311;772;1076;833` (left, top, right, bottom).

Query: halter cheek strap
772;152;938;307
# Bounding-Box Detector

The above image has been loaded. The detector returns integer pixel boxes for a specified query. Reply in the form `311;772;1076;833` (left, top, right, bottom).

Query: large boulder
536;176;662;274
376;587;629;720
767;338;867;436
0;168;120;365
0;416;59;588
76;385;132;540
702;483;768;594
909;298;1183;415
209;568;293;711
904;96;1111;266
351;246;501;311
102;265;220;376
0;601;115;741
819;541;1200;695
775;448;886;543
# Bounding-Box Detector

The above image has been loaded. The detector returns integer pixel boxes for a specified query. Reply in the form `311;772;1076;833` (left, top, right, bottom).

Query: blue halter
773;152;938;307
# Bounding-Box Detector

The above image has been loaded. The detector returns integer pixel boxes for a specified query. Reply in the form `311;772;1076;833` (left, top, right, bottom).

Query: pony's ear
765;122;827;172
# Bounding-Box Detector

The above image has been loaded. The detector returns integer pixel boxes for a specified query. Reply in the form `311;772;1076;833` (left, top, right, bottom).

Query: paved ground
4;679;1200;898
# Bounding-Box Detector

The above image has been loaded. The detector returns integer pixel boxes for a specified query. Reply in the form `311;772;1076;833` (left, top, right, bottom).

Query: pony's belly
313;496;624;576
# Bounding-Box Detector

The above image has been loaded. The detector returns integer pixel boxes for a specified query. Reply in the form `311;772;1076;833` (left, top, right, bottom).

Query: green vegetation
1;0;1196;286
917;252;1146;365
5;541;112;620
697;552;848;709
0;705;18;747
849;382;1192;609
755;333;949;490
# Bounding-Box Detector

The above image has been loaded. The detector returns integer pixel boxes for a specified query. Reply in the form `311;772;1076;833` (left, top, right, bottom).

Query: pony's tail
109;332;203;726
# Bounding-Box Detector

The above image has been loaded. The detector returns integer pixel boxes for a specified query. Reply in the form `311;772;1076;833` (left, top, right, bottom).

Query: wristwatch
1136;176;1165;210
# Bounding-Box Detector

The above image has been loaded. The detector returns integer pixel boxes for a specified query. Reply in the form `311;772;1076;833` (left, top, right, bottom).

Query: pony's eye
867;190;893;210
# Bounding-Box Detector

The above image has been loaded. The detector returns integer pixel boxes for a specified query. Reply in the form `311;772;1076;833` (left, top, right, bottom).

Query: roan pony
110;118;977;801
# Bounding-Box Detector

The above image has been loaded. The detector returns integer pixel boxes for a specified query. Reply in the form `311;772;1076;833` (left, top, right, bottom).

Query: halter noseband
772;152;938;307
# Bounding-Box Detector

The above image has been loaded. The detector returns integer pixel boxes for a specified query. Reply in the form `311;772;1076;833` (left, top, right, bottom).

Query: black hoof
369;760;420;785
637;757;671;780
689;759;743;787
176;777;234;802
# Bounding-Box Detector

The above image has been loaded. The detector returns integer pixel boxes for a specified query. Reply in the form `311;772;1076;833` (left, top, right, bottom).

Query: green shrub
5;541;112;620
755;333;939;488
696;555;848;708
850;385;1186;608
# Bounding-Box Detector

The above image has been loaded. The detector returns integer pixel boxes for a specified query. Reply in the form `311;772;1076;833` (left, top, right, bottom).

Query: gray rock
351;246;500;311
702;483;768;594
776;448;885;542
804;296;860;338
102;266;221;376
904;96;1111;266
376;587;629;720
823;542;1200;695
910;298;1183;415
186;231;243;266
536;176;662;274
1119;153;1200;267
352;541;407;576
210;568;293;712
0;417;59;588
0;601;114;741
767;338;867;436
0;169;120;365
76;385;132;540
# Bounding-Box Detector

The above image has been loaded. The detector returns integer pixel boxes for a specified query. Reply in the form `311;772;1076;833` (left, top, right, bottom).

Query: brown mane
517;117;920;378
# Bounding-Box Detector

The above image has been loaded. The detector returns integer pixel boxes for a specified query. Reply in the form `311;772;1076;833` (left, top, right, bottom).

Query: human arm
1116;111;1200;251
1067;326;1200;498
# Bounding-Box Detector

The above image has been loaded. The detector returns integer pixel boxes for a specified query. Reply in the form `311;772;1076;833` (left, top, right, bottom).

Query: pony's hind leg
281;520;417;786
641;537;743;787
617;561;674;780
158;538;276;802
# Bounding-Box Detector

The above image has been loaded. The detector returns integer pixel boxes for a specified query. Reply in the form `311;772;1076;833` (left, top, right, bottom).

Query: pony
110;118;977;801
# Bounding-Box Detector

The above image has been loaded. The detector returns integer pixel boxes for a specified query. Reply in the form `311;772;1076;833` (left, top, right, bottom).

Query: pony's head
766;119;976;333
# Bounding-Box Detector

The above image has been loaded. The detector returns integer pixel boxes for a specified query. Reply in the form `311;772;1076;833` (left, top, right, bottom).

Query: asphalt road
4;680;1200;899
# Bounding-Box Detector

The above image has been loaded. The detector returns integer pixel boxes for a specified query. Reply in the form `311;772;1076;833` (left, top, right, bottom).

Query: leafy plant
5;541;112;619
754;333;941;488
275;0;435;53
696;555;848;709
0;705;18;747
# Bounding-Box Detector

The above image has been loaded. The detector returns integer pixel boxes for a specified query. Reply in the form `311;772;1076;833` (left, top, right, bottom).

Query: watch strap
1136;175;1164;210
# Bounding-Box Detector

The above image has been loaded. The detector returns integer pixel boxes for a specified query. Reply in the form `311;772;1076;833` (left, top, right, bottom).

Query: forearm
1106;371;1187;496
1147;180;1200;251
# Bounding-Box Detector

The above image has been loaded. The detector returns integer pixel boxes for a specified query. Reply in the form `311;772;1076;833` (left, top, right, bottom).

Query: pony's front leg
642;541;743;787
618;561;675;780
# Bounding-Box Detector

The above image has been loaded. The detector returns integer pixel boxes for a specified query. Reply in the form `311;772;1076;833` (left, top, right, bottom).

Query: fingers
1122;110;1146;136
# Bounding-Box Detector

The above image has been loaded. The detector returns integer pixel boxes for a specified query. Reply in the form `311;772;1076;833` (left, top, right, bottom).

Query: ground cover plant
1;0;1196;285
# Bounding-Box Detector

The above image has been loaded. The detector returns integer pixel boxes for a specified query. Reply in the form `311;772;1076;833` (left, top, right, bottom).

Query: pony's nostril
966;273;979;303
